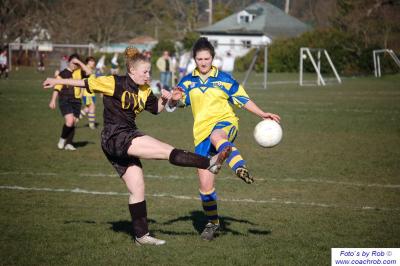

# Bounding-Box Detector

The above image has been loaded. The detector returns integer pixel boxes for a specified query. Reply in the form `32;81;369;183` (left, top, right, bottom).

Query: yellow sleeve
54;76;63;91
85;75;115;96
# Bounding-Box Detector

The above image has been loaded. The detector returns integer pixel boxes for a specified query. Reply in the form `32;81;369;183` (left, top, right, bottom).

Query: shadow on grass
107;211;272;238
73;141;94;148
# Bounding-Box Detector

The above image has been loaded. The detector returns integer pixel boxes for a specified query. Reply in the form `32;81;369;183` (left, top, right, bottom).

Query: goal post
373;49;400;77
299;47;342;86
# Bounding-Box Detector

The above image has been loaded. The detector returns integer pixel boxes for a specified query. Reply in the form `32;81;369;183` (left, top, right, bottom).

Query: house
98;35;158;53
197;1;311;58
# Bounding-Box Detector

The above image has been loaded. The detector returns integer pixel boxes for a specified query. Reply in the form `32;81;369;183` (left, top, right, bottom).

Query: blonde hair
125;47;149;73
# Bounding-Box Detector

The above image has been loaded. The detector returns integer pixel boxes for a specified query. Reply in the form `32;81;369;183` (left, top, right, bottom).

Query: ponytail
125;47;149;73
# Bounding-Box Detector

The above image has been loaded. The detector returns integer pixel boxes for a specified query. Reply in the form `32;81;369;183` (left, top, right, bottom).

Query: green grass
0;68;399;265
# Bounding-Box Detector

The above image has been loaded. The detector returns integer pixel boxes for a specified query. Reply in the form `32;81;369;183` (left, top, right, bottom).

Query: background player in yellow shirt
48;54;92;150
80;57;97;129
169;37;280;241
43;47;231;246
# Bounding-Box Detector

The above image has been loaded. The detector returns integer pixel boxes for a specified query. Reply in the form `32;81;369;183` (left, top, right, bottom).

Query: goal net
299;47;342;86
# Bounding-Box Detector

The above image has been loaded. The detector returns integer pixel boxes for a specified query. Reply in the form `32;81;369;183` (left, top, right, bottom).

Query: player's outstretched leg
169;146;231;175
215;139;254;184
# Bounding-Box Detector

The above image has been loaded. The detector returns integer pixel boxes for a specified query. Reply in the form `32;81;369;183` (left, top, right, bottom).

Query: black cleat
235;165;254;184
200;222;220;241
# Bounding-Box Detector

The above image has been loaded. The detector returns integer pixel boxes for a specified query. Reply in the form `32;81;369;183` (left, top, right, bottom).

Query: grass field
0;68;399;265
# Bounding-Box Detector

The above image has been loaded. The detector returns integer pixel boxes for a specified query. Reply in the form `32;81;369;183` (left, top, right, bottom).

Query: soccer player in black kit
43;47;231;246
48;54;92;150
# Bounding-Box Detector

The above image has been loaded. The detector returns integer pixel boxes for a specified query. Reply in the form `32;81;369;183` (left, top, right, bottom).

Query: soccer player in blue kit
168;38;280;240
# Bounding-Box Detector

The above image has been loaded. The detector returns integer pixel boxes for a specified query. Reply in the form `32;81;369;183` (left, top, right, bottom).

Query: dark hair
85;56;95;64
68;53;80;62
192;37;215;59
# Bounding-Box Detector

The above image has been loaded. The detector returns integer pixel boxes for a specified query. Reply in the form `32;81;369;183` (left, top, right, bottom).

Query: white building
197;1;311;58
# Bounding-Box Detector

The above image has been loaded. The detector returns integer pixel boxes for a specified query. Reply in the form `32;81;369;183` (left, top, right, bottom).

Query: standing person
110;53;119;75
80;56;97;129
0;49;9;79
95;55;106;76
48;54;92;150
54;55;69;77
168;37;280;241
156;50;172;90
43;47;231;246
221;51;235;76
178;51;190;79
37;52;46;73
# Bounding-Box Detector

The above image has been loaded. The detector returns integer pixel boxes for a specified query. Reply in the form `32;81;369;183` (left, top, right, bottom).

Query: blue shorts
194;121;237;157
82;95;96;106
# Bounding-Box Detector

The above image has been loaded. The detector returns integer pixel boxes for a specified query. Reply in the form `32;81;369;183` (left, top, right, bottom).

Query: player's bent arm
49;90;59;110
243;100;281;123
71;58;92;75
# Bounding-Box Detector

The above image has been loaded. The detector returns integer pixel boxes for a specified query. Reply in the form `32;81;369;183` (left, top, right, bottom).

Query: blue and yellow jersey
177;66;250;146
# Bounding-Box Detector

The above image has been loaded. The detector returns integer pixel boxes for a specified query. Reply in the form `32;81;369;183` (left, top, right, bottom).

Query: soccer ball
253;120;282;148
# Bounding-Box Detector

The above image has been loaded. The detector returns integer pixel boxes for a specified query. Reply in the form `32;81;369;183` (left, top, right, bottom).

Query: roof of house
128;36;157;44
197;1;311;38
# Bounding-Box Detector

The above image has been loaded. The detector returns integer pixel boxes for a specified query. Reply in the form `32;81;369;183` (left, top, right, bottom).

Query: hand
171;86;184;101
70;58;81;66
261;112;281;123
43;78;56;89
160;88;172;101
49;100;56;110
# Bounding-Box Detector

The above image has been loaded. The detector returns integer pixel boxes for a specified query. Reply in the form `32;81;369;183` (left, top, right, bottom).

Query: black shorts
101;127;145;177
59;98;81;118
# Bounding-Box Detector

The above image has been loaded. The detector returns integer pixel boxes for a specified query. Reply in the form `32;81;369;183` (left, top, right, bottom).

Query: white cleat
57;138;66;150
135;233;166;246
207;146;232;174
64;144;77;151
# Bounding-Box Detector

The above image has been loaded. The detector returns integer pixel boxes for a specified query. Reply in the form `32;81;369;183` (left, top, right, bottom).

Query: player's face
131;61;151;85
87;60;95;68
69;61;78;71
195;50;213;75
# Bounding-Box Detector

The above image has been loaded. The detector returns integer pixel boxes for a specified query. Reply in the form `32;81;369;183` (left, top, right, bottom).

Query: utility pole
208;0;213;25
285;0;290;14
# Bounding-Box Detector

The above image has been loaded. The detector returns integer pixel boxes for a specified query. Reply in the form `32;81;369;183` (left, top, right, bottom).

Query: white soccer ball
253;120;282;148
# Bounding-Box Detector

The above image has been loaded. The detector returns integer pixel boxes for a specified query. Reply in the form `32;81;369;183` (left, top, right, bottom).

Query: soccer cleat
57;138;66;150
135;233;166;246
235;165;254;184
89;123;96;130
64;144;77;151
208;146;232;174
200;222;220;241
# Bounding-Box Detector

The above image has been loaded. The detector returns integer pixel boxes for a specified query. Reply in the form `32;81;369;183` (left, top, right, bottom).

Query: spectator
221;51;235;76
178;51;191;79
0;49;9;79
110;53;119;75
96;55;106;76
156;50;172;90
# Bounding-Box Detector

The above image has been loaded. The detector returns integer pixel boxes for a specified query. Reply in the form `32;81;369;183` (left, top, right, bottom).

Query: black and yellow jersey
84;74;158;131
54;68;88;100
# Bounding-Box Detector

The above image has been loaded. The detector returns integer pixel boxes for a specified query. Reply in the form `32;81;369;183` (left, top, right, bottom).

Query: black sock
128;201;149;238
66;126;75;145
169;148;209;169
61;124;74;139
